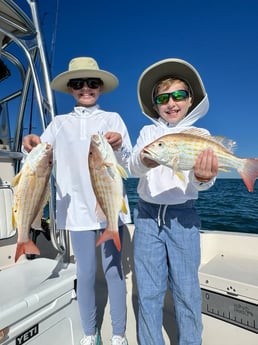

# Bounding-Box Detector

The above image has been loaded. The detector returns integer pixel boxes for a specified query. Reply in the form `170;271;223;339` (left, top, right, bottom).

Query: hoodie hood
144;93;209;129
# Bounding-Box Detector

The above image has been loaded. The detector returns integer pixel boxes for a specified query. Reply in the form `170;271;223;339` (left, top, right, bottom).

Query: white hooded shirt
128;95;216;205
41;105;132;230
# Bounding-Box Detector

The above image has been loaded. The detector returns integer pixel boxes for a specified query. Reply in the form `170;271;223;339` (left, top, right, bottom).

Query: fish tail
239;158;258;192
15;240;40;263
96;229;121;251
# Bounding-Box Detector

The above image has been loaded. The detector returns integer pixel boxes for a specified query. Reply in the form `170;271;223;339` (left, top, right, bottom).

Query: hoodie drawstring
157;204;168;226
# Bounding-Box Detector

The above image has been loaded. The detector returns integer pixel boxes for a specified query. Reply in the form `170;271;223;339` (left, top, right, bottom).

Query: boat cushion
0;181;16;239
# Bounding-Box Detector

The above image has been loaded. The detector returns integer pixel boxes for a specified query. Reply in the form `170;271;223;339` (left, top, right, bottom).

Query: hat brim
138;58;206;119
51;69;118;94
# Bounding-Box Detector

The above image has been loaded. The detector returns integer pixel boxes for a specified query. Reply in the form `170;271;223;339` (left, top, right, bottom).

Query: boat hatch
200;254;258;334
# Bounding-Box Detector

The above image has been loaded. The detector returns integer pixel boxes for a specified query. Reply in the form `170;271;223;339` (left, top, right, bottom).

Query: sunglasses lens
69;80;83;90
155;93;170;104
154;90;189;104
172;90;188;100
86;78;102;89
68;78;102;90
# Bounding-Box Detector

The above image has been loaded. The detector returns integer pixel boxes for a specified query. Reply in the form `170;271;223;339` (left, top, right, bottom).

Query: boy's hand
105;132;122;151
194;149;218;181
22;134;41;152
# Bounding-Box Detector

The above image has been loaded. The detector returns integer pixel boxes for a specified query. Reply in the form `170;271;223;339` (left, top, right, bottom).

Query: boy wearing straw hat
129;58;219;345
23;57;132;345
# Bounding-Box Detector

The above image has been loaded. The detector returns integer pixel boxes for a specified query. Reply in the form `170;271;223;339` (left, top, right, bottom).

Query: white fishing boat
0;1;257;344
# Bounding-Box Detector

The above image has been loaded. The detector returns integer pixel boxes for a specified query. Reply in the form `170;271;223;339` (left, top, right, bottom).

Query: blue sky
27;0;258;177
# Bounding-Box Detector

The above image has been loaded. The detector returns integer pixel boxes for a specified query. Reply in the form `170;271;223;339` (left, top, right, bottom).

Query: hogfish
12;142;53;262
88;134;128;251
142;128;258;192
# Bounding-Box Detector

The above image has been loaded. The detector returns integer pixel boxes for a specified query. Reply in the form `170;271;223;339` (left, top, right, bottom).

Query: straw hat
51;57;118;94
138;58;206;119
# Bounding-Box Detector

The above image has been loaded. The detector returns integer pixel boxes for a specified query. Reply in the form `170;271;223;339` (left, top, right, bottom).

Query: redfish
12;142;53;262
88;134;128;251
142;128;258;192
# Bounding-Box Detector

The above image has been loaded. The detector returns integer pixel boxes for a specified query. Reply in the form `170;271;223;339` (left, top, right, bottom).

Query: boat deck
1;226;258;344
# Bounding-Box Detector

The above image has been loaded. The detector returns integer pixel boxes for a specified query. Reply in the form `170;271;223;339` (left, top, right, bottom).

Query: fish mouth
142;147;169;165
46;143;52;151
90;134;109;161
91;134;101;143
142;148;159;160
91;134;107;146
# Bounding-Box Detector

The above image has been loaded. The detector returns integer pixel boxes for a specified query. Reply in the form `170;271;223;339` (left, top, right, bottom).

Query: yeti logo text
16;324;39;345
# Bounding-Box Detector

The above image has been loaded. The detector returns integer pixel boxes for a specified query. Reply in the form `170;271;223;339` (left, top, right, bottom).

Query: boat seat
0;179;17;267
0;144;21;240
0;180;16;240
0;144;23;180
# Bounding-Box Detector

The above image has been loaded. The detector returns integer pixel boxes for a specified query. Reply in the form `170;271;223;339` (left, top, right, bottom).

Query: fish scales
88;134;128;250
171;134;243;170
93;168;120;227
143;129;258;192
12;143;53;261
16;171;49;240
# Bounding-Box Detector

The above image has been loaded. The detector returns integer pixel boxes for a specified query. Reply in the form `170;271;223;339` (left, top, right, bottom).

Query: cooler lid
0;258;77;329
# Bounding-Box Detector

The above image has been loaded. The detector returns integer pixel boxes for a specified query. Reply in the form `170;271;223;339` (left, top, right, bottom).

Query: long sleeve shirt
128;95;215;205
41;105;132;230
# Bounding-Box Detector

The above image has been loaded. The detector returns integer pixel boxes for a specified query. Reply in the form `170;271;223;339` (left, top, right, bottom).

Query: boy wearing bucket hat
129;58;219;345
22;57;132;345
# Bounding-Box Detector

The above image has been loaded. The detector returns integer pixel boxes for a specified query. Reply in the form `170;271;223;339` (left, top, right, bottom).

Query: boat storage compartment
199;253;258;345
0;258;83;345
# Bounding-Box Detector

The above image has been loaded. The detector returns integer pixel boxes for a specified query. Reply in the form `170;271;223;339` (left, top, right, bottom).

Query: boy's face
68;79;102;107
153;80;193;124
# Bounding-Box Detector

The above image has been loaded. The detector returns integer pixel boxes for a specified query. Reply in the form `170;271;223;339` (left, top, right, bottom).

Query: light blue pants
70;227;126;336
134;199;202;345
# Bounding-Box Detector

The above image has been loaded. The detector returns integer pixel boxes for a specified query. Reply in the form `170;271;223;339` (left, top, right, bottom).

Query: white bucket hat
51;57;118;94
138;58;206;119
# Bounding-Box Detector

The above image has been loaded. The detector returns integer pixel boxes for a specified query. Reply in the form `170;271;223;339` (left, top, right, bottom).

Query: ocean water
124;178;258;234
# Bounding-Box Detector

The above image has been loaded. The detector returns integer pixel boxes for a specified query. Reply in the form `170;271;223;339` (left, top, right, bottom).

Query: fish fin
96;229;121;251
180;128;211;137
12;172;22;187
121;198;128;214
175;170;185;182
104;162;116;179
15;240;40;263
180;128;236;153
171;155;178;165
104;162;128;180
239;158;258;192
219;167;230;173
116;164;128;179
212;136;237;153
104;162;113;168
